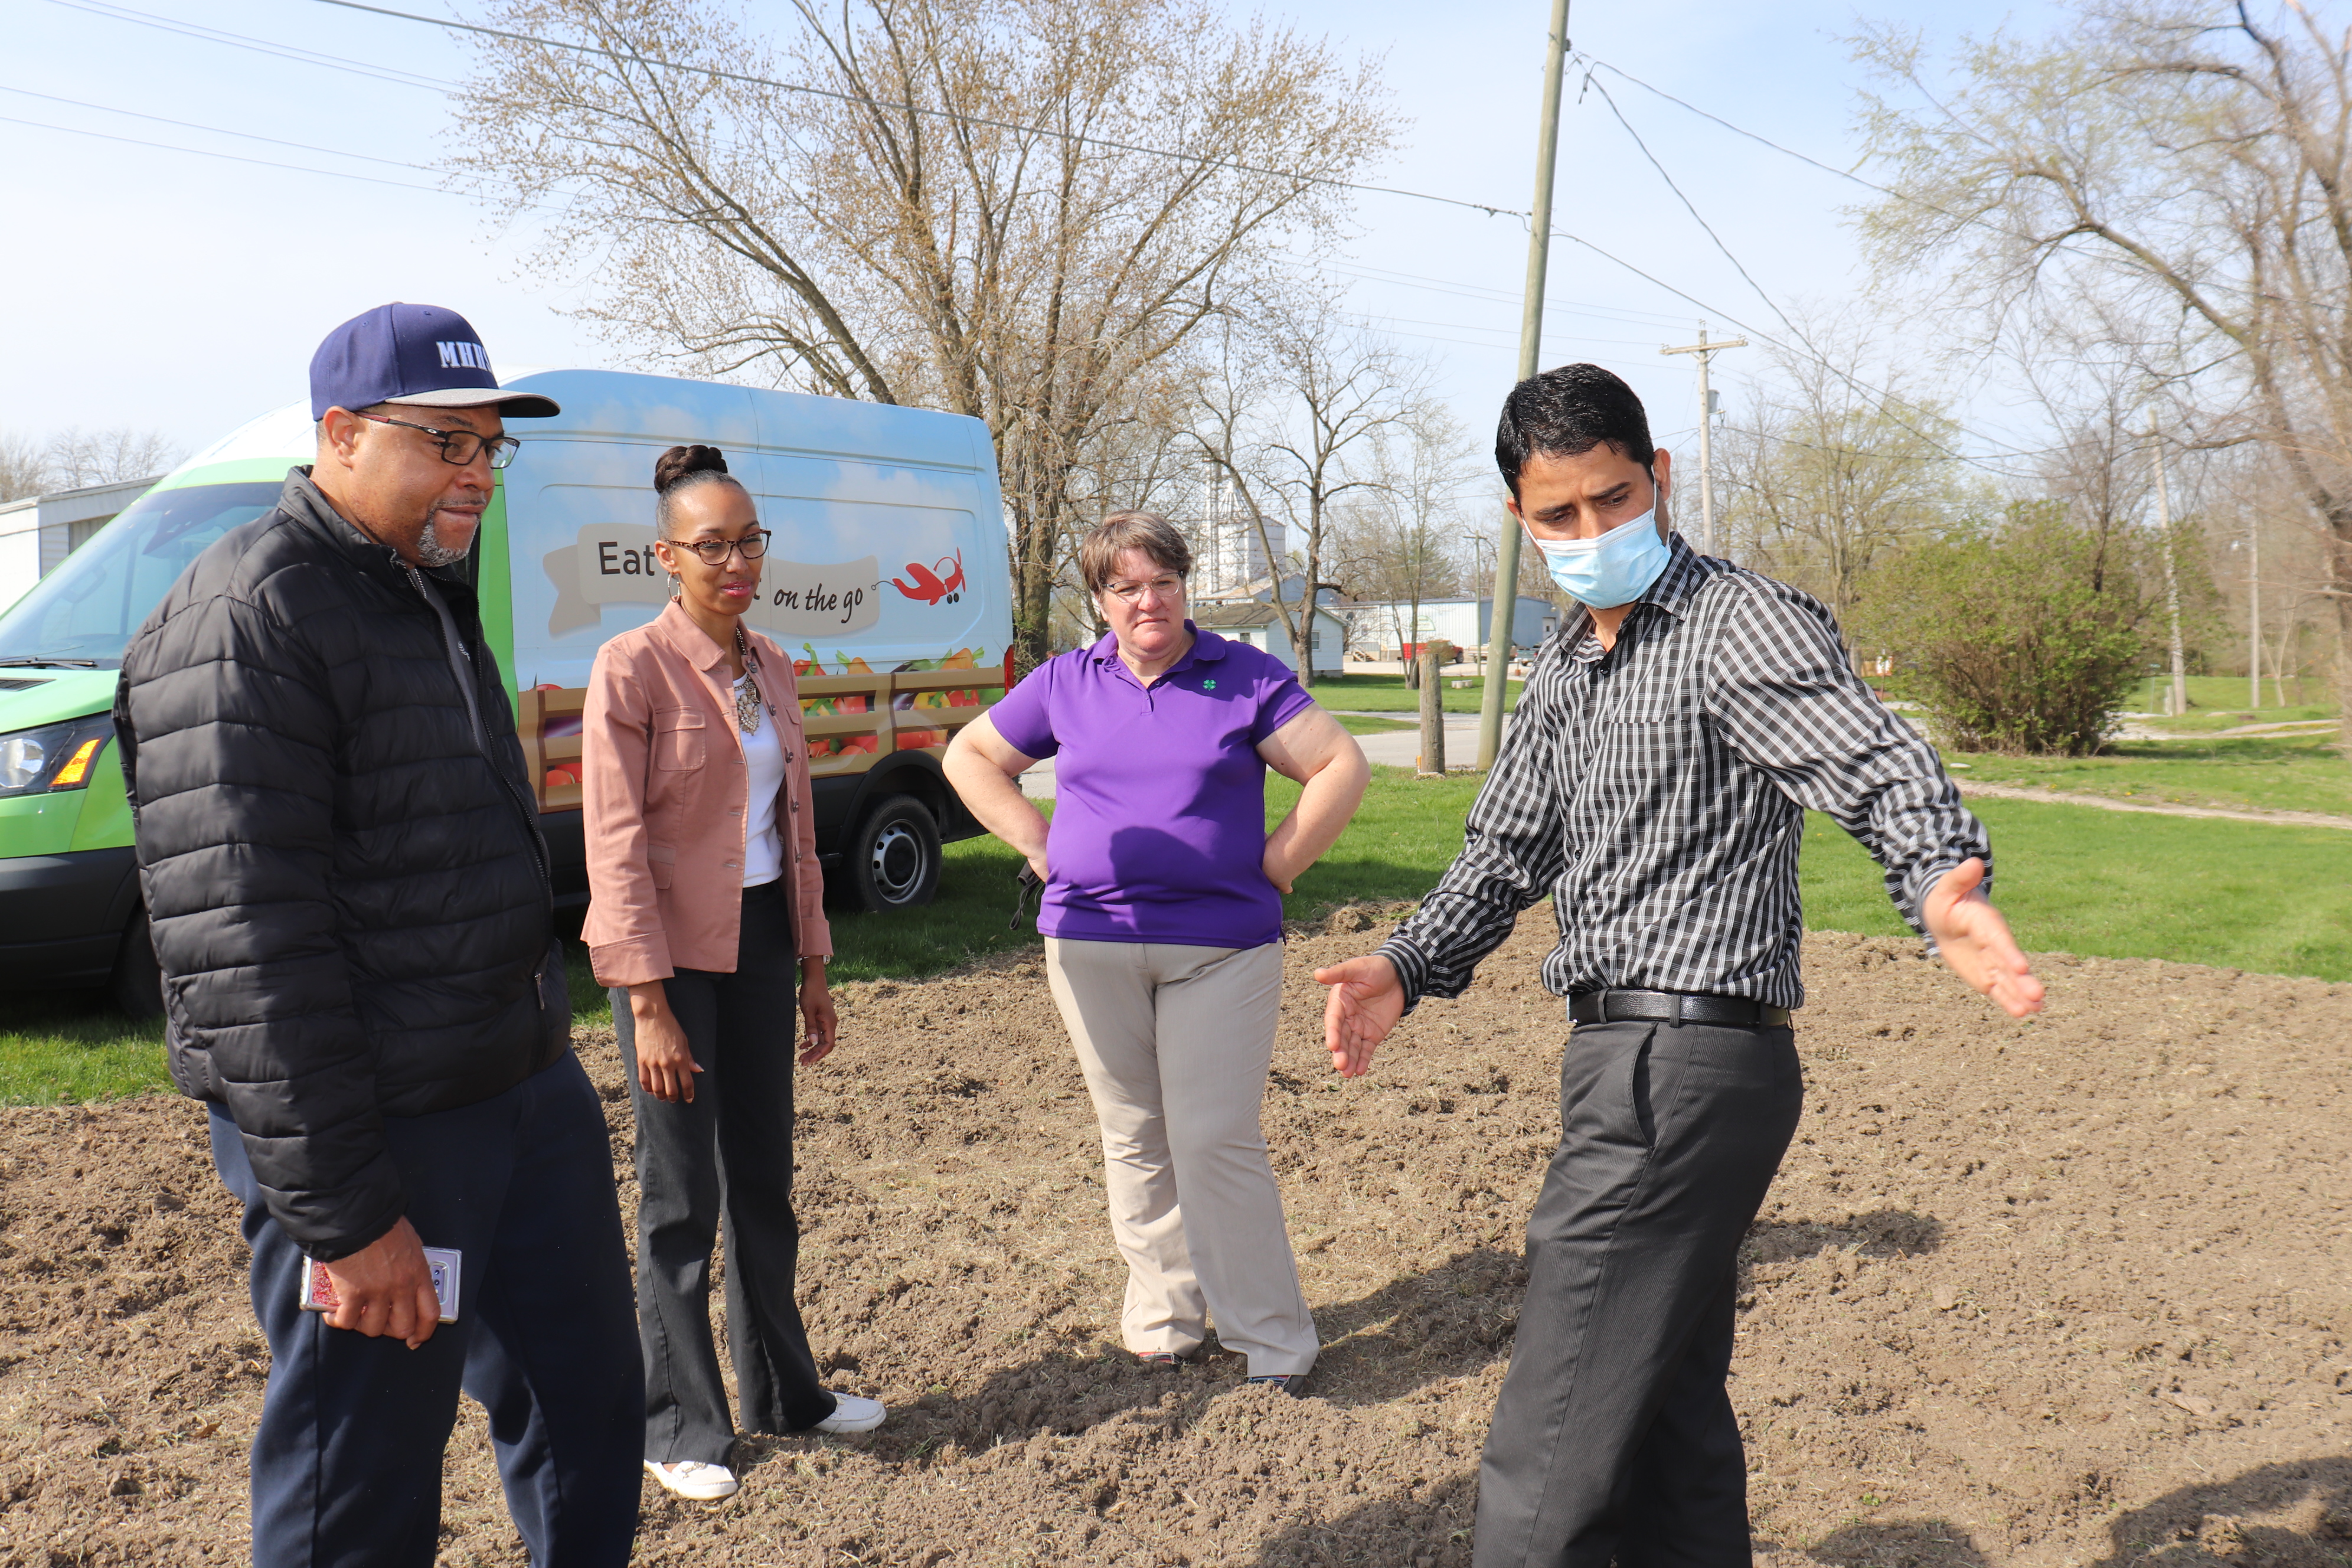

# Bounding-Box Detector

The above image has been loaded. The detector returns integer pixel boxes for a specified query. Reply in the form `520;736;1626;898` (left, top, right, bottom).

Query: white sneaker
644;1459;739;1501
814;1393;887;1434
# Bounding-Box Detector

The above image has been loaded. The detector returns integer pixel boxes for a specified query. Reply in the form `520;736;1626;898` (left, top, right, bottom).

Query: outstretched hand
1314;955;1406;1077
1922;858;2044;1018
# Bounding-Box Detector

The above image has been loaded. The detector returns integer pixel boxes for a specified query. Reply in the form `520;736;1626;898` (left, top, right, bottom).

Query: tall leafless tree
1187;297;1426;656
451;0;1393;665
1329;398;1482;655
1714;322;1973;633
1855;0;2352;741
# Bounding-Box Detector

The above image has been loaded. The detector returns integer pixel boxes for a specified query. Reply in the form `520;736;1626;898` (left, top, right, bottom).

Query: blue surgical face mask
1525;482;1671;609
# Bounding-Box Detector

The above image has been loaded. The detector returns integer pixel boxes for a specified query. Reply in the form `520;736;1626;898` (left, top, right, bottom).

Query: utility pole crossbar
1659;326;1745;558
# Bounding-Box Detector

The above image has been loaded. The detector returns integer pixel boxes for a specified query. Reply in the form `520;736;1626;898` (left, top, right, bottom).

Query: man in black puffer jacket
116;303;641;1568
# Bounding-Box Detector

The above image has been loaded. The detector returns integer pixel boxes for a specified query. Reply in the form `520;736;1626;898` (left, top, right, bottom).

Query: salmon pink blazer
582;600;832;986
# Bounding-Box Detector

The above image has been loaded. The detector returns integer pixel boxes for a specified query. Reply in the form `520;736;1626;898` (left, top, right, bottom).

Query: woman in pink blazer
582;445;883;1504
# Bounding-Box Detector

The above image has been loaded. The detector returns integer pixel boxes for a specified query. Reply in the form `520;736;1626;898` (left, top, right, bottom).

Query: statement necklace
733;627;764;734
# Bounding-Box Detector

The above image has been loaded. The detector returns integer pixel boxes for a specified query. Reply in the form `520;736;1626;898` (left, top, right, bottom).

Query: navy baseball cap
308;302;560;422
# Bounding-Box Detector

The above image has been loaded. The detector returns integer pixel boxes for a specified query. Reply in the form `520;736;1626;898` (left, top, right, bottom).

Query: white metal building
1342;595;1560;658
1193;602;1349;677
0;475;164;613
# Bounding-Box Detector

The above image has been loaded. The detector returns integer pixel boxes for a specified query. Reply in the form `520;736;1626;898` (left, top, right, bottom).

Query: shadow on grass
1802;1518;1990;1567
1233;1467;1481;1566
2086;1455;2352;1564
1791;1455;2352;1566
811;1247;1525;1474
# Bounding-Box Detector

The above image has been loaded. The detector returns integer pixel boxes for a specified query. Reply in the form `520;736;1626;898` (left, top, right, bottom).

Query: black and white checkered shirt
1378;534;1989;1012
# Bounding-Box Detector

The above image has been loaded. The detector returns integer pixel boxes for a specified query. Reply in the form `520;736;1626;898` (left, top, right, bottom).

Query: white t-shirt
736;675;787;888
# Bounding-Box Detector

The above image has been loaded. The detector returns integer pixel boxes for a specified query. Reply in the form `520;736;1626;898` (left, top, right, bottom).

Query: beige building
0;476;162;613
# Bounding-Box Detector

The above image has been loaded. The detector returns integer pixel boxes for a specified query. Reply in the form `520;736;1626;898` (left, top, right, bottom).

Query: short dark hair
1494;363;1655;498
1079;511;1192;596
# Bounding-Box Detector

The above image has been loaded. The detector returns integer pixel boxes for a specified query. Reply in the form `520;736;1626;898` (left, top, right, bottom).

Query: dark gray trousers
612;880;835;1465
1474;1018;1804;1568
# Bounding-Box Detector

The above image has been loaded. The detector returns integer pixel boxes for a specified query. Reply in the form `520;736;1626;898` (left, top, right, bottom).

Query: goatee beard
416;515;471;568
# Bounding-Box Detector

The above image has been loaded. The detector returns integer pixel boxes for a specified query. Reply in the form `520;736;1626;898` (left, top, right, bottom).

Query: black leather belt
1569;989;1791;1028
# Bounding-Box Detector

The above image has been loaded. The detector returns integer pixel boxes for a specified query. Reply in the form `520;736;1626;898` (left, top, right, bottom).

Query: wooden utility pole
1476;0;1572;772
2247;512;2262;711
2150;411;2188;717
1417;640;1446;777
1660;324;1745;557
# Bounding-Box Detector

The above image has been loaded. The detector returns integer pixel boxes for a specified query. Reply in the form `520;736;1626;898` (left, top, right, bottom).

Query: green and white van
0;369;1013;1012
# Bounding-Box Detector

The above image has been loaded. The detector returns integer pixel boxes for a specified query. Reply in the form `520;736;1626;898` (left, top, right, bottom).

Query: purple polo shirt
989;625;1316;949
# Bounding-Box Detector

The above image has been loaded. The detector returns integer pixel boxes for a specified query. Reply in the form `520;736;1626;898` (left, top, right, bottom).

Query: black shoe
1136;1351;1187;1369
1245;1373;1308;1397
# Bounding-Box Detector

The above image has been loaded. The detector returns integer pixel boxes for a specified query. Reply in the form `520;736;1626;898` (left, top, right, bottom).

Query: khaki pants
1044;937;1318;1376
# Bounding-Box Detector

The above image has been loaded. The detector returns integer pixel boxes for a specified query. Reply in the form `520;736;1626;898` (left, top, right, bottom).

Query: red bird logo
891;550;966;606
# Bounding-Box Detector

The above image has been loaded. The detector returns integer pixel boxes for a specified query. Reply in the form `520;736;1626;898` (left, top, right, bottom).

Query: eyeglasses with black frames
674;530;772;566
353;411;523;470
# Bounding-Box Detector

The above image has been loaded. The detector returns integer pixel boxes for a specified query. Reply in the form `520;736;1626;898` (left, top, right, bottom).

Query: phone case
298;1246;460;1324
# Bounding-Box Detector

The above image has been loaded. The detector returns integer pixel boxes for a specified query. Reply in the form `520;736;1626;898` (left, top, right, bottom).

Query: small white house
0;475;164;613
1342;595;1558;659
1194;602;1348;678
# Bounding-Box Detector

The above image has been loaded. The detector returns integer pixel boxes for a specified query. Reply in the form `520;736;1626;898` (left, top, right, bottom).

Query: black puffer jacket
116;468;566;1261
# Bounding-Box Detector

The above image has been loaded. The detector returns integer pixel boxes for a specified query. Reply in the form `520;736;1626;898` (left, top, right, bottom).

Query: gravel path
1955;780;2352;832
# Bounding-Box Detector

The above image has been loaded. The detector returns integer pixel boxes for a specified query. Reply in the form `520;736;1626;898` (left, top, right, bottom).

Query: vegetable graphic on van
891;550;965;606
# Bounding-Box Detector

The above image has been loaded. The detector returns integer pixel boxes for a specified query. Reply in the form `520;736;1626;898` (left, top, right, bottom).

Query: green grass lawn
1308;672;1523;715
2122;672;2335;726
1330;713;1416;736
0;992;168;1104
1800;797;2352;981
14;765;2352;1103
1949;733;2352;818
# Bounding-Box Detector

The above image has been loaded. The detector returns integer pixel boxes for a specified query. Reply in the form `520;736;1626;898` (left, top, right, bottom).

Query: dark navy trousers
211;1050;643;1568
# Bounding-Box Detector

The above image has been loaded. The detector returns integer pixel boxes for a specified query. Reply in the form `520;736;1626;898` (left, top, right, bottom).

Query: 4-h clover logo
1201;679;1217;690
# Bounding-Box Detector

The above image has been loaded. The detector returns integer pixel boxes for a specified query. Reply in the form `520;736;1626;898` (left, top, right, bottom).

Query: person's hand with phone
320;1216;443;1349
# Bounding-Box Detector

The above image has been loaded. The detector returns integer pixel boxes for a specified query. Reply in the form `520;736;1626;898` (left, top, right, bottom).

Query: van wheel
846;795;941;912
109;907;164;1020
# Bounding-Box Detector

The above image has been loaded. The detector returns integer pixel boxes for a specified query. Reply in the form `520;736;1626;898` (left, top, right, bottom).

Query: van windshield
0;482;282;668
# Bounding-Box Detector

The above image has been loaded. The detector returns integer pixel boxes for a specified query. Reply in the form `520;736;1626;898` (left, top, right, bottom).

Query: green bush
1857;501;2170;755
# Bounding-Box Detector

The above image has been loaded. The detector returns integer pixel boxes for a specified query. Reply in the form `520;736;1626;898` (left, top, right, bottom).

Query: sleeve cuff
589;935;675;989
1375;934;1431;1015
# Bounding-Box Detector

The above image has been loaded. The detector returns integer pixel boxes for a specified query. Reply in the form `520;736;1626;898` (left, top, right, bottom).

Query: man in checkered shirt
1317;364;2043;1567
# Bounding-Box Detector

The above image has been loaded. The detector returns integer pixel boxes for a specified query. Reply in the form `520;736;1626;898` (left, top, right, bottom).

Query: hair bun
654;444;730;494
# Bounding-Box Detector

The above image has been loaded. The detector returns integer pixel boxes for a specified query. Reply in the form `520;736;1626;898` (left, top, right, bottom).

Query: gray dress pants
1474;1018;1804;1568
612;880;835;1465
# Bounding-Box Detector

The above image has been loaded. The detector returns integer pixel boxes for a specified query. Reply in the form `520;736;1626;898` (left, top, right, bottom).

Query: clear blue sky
2;0;2066;465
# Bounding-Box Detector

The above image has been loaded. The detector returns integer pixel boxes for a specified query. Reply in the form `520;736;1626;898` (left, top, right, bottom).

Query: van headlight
0;714;115;798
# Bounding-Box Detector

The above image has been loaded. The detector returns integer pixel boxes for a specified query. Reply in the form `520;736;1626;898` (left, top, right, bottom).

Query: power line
0;84;462;177
27;0;2063;469
1328;262;1695;329
42;0;455;92
310;0;1534;223
0;111;474;197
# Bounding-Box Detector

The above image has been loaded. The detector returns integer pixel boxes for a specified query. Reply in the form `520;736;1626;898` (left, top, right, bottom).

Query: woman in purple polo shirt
944;512;1369;1391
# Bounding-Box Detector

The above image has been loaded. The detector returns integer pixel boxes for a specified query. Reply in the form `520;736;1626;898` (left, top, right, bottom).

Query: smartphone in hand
298;1247;461;1324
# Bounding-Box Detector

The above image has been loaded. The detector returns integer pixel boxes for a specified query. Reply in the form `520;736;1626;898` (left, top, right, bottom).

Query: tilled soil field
4;912;2350;1567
